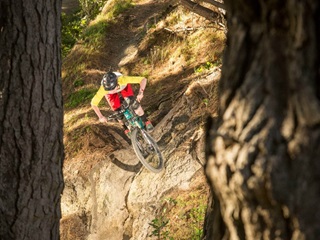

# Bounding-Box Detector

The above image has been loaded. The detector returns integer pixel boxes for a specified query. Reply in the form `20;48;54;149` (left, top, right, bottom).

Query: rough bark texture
0;1;64;239
205;0;320;239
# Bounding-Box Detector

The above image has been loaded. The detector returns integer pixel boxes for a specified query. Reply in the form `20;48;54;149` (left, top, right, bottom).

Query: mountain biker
91;71;154;136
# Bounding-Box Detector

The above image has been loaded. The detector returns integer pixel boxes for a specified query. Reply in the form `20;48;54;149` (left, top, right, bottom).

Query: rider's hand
137;92;144;102
99;116;107;123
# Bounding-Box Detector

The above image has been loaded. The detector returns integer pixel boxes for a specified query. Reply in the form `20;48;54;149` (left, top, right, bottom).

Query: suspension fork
140;129;153;145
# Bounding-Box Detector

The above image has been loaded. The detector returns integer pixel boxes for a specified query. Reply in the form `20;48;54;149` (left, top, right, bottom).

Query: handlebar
107;112;120;121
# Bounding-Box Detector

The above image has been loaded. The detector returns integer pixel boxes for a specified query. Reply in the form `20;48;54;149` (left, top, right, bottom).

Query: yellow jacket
91;75;145;106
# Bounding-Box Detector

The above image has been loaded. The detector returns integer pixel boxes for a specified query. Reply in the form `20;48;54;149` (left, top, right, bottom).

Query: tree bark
0;1;64;239
205;0;320;239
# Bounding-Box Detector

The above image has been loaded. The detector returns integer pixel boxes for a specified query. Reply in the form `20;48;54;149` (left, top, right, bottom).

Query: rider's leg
106;93;129;135
121;86;146;118
121;85;154;131
133;105;145;117
114;108;131;136
131;99;154;131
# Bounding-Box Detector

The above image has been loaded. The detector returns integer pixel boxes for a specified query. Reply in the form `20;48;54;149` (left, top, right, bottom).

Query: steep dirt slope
60;0;225;238
61;70;221;239
100;0;173;70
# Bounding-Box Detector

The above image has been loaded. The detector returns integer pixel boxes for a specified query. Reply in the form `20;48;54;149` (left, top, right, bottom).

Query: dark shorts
106;84;134;110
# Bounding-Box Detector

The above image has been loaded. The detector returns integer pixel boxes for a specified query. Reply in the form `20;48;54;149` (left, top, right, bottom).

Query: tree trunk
205;0;320;239
0;1;64;239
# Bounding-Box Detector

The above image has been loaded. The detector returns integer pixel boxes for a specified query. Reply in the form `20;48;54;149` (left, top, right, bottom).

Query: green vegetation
195;61;214;73
62;0;133;57
79;0;107;20
62;12;86;57
65;88;96;108
62;0;109;57
73;78;85;87
149;187;208;240
108;0;133;18
62;0;133;109
149;215;171;239
82;18;109;48
61;0;106;57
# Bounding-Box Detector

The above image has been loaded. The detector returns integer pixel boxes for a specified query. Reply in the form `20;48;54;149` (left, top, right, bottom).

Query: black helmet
101;72;118;91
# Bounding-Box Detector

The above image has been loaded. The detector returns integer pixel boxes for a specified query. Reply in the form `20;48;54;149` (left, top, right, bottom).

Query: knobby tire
131;128;164;173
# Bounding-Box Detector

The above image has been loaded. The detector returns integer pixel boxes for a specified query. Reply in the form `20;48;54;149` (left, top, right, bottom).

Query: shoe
124;129;131;138
145;120;154;132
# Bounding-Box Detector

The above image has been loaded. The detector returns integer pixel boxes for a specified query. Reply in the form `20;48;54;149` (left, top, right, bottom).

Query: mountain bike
107;99;164;173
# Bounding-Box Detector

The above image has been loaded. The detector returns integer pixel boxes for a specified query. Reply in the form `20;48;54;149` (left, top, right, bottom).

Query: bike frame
122;107;156;146
108;100;153;144
123;108;145;130
107;101;164;173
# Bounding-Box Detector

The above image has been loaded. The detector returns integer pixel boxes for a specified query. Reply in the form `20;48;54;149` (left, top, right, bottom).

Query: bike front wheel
131;128;164;173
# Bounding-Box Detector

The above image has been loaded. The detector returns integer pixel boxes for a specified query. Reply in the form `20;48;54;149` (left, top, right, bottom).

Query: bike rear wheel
131;128;164;173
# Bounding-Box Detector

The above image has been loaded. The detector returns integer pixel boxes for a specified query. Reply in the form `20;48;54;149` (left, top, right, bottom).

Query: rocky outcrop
60;71;220;239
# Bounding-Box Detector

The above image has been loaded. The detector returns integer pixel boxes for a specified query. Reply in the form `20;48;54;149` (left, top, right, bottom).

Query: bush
79;0;107;20
61;0;108;57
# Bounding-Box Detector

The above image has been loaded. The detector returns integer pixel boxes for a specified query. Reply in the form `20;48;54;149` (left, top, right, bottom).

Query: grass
82;19;109;48
62;0;134;109
61;11;86;57
110;0;133;17
149;181;209;240
134;6;225;78
62;0;135;161
65;88;96;109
